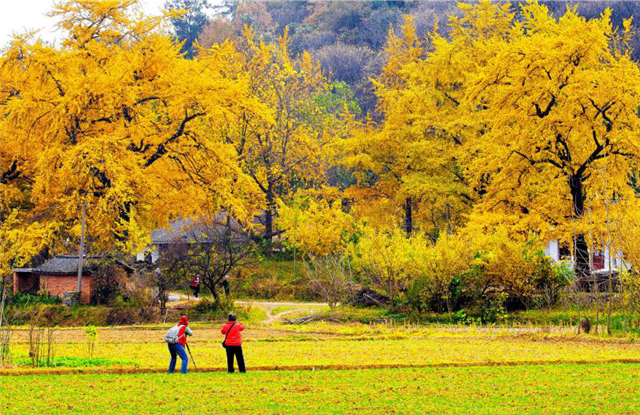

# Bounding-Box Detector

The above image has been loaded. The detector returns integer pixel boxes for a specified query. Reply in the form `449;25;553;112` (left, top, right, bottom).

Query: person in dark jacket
221;313;245;373
221;275;230;296
190;276;200;298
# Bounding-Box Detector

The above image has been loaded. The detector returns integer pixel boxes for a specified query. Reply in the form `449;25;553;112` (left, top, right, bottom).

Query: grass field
4;315;640;413
4;363;640;413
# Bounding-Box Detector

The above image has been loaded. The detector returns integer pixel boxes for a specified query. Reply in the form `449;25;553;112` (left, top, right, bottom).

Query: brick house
13;255;106;304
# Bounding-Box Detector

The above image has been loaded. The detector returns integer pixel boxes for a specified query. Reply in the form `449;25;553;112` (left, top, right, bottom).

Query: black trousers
225;346;245;373
191;285;200;298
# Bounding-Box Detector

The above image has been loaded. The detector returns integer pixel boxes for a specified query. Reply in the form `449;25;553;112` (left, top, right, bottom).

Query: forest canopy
2;1;640;315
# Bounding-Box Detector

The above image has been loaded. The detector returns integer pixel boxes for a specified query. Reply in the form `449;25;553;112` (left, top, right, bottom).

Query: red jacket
177;325;193;347
221;322;244;346
177;316;192;347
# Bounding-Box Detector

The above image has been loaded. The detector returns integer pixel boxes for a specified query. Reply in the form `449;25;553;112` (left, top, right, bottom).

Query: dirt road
168;293;328;324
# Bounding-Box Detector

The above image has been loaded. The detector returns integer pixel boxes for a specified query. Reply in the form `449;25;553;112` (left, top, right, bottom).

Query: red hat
179;315;189;326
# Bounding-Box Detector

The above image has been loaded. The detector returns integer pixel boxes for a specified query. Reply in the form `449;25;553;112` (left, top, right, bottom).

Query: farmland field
3;320;640;413
5;322;640;374
3;364;640;413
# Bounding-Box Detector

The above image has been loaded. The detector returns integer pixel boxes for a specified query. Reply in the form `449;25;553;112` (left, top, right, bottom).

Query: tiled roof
150;215;253;245
35;255;102;275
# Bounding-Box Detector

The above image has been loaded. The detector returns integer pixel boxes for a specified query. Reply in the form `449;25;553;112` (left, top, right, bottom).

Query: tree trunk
569;175;590;279
203;279;219;302
574;234;590;279
264;189;276;245
159;297;167;318
404;197;413;237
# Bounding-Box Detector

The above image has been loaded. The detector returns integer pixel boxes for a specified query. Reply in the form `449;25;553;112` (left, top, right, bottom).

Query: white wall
135;246;159;263
545;240;560;262
546;239;628;272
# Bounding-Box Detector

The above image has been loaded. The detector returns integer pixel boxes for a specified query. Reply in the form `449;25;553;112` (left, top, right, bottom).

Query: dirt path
234;301;327;307
234;300;328;324
260;307;324;324
167;293;328;324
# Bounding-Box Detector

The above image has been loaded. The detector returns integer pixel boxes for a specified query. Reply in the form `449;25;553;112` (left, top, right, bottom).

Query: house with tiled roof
136;214;255;264
13;255;133;304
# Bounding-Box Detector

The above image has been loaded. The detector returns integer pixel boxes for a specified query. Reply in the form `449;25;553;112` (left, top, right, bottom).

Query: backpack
165;325;181;344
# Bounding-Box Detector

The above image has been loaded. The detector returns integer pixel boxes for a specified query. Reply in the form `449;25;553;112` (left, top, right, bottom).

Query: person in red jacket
221;313;245;373
167;315;193;374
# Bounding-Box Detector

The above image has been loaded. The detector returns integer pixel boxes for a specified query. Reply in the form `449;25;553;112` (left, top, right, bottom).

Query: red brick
40;275;92;304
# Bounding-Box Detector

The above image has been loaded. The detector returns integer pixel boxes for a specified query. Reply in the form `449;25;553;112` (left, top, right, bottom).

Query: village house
136;214;258;264
13;255;132;304
544;239;628;290
544;239;626;273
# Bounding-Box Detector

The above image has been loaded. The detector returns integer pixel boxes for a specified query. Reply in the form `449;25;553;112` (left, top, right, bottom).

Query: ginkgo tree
0;0;263;275
340;16;471;238
368;1;640;279
462;3;640;277
201;27;349;244
277;188;357;257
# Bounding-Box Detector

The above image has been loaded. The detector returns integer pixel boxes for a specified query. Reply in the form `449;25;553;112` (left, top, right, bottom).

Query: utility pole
604;160;613;336
76;203;86;296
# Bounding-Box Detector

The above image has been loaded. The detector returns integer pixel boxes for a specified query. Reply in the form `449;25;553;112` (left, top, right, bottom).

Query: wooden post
293;245;297;277
76;203;86;296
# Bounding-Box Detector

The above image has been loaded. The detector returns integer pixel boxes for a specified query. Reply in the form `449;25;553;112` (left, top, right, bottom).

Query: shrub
480;292;510;323
536;262;574;308
353;224;567;317
242;274;288;300
90;259;128;305
404;234;473;314
186;296;266;322
15;356;138;368
351;227;431;304
192;296;234;319
121;273;158;322
304;255;356;309
234;259;311;301
7;292;60;307
6;303;154;327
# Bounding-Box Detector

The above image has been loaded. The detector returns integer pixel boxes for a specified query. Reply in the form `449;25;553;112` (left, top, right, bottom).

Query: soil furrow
4;359;640;376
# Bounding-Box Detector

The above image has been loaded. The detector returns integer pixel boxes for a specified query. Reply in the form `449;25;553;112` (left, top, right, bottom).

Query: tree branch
144;112;204;167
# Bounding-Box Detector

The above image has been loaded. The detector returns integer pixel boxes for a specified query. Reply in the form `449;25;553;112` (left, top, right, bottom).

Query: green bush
191;296;234;318
15;356;138;368
185;297;267;323
7;292;60;307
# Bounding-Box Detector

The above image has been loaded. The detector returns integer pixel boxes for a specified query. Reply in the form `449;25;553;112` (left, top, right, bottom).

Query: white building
544;239;627;273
